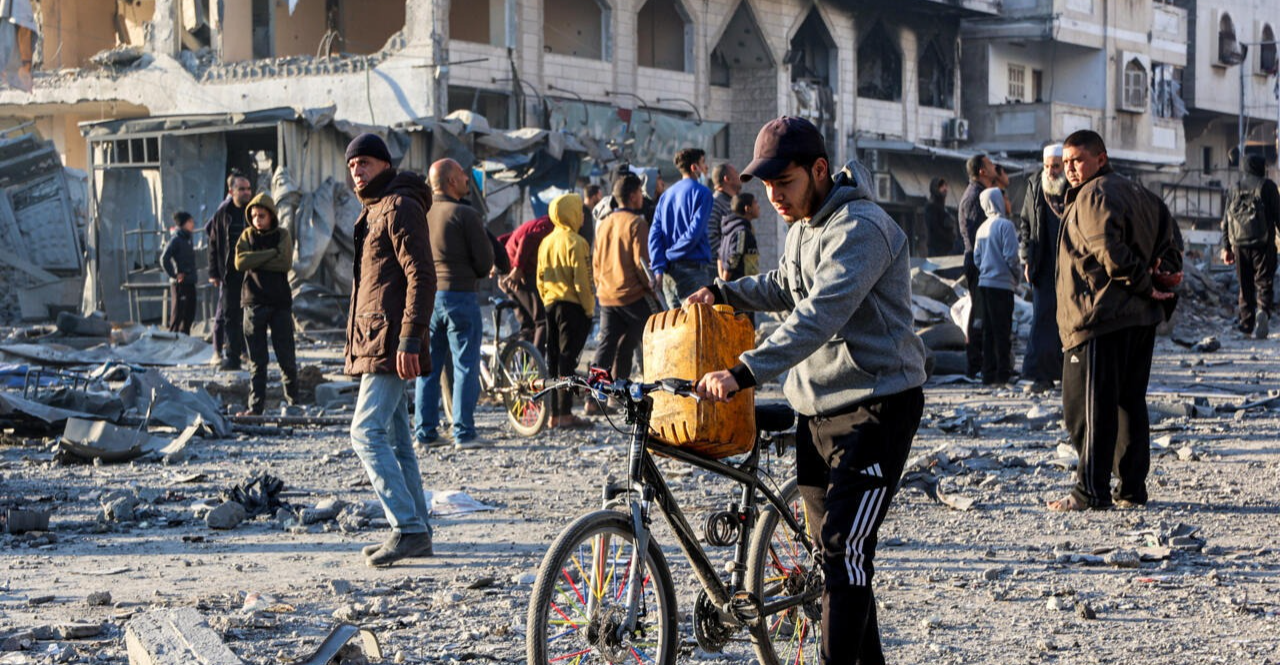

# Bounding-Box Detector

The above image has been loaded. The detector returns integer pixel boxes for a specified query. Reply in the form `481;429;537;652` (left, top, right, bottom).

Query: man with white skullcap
1016;142;1067;392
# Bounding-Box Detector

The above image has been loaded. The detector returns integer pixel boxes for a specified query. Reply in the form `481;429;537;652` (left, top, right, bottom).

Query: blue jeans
414;291;483;441
350;373;431;535
662;260;716;308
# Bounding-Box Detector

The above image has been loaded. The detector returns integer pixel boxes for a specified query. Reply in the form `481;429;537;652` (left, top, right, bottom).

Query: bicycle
525;371;821;665
437;296;550;436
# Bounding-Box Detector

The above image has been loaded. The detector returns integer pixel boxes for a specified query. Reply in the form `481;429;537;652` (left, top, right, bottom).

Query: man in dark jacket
692;117;927;664
234;193;298;416
1049;130;1182;512
343;133;438;567
161;211;198;334
207;171;254;370
501;215;555;350
708;162;742;253
958;154;995;378
923;177;957;257
1017;143;1067;391
414;158;494;450
1220;154;1280;339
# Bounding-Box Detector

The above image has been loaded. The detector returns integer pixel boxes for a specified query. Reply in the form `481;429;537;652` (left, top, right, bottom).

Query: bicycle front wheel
746;479;824;665
499;340;550;436
526;510;678;665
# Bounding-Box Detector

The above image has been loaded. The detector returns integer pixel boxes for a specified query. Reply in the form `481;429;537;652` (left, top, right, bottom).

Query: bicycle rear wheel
746;479;824;665
499;340;550;436
526;510;678;665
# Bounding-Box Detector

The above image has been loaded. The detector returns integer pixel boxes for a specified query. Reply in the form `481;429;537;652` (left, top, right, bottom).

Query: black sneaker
366;531;433;568
219;358;242;371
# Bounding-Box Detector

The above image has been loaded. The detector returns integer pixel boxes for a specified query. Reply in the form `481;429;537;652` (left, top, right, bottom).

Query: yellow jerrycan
642;303;756;458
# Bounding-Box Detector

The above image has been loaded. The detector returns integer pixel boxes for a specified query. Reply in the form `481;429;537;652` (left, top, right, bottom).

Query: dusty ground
2;328;1278;664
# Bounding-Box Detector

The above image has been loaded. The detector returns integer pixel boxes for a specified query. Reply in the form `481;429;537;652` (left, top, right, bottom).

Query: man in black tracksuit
234;193;298;416
1220;154;1280;339
1050;130;1182;512
208;172;254;370
160;211;198;334
693;117;927;664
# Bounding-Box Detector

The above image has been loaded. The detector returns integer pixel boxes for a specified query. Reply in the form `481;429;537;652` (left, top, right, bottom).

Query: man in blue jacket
690;117;927;665
649;148;714;308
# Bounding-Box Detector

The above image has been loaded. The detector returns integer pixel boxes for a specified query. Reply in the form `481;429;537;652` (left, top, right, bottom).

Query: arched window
917;37;953;108
1122;58;1148;112
544;0;611;60
1218;13;1243;65
789;10;835;86
857;21;901;101
1260;24;1277;74
637;0;692;72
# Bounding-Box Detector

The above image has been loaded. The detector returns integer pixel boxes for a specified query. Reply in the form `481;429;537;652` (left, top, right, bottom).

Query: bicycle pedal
729;590;761;627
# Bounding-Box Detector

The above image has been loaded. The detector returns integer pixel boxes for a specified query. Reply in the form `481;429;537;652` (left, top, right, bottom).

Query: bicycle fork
617;410;654;641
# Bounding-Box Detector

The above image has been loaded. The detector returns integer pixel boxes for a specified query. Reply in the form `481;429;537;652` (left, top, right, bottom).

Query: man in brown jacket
1049;130;1181;512
590;174;655;395
343;133;438;566
413;158;494;449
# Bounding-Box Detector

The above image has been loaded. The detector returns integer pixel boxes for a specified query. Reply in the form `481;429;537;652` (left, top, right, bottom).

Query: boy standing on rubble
234;194;299;416
161;211;198;335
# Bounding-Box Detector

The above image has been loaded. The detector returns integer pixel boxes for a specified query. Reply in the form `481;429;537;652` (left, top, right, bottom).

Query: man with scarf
1018;143;1067;392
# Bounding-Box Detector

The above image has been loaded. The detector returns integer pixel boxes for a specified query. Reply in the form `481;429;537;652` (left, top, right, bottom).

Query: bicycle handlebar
530;375;698;403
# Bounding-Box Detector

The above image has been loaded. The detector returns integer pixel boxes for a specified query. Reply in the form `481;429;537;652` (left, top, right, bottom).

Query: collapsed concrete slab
125;608;243;665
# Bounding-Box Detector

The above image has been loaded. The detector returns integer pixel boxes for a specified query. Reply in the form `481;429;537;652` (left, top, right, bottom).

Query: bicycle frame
613;394;814;637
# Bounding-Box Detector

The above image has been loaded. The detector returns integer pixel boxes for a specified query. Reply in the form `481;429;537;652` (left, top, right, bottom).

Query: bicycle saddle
754;403;795;433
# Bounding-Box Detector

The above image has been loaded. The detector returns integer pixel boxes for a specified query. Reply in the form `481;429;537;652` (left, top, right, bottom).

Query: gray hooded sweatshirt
973;188;1021;292
717;160;927;416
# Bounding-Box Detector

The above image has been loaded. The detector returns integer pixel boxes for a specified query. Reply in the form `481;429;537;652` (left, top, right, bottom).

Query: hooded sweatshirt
973;188;1020;292
160;226;196;282
506;215;555;288
235;193;294;308
536;193;594;316
716;160;927;416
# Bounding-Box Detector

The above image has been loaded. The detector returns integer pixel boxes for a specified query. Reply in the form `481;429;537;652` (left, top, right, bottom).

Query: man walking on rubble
1018;143;1067;392
1048;130;1182;512
958;154;996;379
1220;154;1280;340
207;171;254;370
689;116;927;664
343;133;438;566
413;158;494;450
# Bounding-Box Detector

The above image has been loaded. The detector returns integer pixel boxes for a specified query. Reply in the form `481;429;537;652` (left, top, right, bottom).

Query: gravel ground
1;330;1278;664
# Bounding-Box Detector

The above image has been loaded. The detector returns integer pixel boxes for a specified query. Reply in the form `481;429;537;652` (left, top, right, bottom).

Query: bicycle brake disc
693;590;736;653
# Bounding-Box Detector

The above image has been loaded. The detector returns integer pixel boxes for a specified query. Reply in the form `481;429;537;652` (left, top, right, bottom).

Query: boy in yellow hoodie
536;193;594;428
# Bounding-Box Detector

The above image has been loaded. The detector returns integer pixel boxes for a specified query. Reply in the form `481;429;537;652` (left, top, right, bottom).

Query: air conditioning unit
874;173;893;202
944;118;970;142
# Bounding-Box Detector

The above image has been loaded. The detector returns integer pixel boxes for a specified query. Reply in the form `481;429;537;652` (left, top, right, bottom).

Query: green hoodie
235;192;294;307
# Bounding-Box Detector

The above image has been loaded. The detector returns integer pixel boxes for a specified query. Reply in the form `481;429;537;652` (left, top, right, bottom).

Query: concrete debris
124;608;243;665
300;498;348;525
1102;549;1141;568
54;312;110;338
205;501;247;531
910;267;960;306
314;381;361;409
1076;601;1097;620
85;591;112;606
295;623;382;665
917;322;966;351
53;623;102;640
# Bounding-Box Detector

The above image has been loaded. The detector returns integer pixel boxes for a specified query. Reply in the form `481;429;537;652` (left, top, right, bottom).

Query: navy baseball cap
741;116;827;182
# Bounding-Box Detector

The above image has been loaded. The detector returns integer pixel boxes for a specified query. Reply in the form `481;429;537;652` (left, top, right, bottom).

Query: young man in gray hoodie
973;187;1022;385
690;116;927;665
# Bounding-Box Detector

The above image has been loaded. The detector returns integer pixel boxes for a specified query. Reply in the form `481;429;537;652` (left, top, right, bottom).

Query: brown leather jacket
1056;164;1181;349
344;169;437;376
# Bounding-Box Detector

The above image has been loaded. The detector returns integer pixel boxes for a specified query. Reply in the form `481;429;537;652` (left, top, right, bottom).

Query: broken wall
36;0;118;69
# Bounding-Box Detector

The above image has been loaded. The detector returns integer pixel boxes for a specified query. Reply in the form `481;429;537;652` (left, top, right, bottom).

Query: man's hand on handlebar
685;287;716;306
695;370;738;402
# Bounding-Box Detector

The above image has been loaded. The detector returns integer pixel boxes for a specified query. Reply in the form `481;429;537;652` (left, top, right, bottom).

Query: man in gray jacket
690;116;926;665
